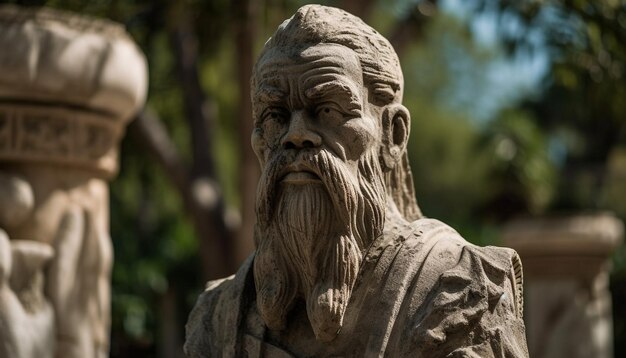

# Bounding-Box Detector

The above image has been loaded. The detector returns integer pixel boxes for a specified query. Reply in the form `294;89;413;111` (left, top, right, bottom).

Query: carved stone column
503;213;624;358
0;6;147;358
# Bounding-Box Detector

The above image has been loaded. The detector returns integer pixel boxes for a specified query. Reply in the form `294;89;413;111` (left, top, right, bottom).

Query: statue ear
380;103;410;171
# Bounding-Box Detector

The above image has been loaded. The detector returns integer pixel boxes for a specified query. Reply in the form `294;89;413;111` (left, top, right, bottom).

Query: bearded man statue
185;5;529;357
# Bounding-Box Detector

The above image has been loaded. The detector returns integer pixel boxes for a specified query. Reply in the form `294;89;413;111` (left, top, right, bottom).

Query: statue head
251;4;421;341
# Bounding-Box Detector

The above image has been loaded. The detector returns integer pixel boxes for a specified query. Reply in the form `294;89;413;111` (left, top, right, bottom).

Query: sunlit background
4;0;625;357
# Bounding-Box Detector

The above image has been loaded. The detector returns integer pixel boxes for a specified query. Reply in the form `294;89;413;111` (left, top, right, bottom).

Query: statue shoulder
184;276;235;358
403;218;524;318
402;218;468;249
399;218;528;357
184;255;255;358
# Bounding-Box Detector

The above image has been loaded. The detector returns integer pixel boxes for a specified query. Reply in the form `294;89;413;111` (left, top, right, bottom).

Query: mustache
256;148;359;231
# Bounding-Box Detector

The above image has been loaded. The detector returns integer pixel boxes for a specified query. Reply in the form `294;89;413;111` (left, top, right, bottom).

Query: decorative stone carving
0;5;147;358
503;213;624;358
185;5;529;357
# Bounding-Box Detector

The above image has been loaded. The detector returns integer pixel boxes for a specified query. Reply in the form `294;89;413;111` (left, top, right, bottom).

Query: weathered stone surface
0;5;147;358
503;213;624;358
185;5;529;357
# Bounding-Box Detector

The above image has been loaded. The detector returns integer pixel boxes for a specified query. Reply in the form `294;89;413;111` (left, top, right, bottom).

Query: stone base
503;213;624;358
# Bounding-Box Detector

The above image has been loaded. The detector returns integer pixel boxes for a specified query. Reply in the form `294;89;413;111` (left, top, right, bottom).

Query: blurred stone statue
0;6;146;358
185;5;529;357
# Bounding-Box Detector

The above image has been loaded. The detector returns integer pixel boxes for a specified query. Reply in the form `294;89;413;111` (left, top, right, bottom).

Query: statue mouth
281;171;321;184
279;164;322;185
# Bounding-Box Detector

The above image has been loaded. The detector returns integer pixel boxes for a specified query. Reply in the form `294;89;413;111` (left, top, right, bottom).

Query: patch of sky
389;0;421;18
437;0;551;124
548;136;568;166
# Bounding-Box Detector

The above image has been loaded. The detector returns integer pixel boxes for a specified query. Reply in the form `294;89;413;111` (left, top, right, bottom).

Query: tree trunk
233;0;260;265
159;287;182;358
168;6;237;280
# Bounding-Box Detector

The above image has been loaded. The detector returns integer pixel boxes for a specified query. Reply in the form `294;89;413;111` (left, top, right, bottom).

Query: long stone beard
254;149;386;342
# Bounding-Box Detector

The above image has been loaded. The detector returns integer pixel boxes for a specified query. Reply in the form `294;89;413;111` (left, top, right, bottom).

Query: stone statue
185;5;529;357
0;6;146;358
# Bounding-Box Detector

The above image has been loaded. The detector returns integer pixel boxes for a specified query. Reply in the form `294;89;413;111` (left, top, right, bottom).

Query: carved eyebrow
304;80;360;102
304;79;363;115
255;84;286;103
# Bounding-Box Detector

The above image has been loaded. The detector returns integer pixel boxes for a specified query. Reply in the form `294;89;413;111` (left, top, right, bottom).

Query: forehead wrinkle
255;44;364;109
257;43;361;77
257;52;344;79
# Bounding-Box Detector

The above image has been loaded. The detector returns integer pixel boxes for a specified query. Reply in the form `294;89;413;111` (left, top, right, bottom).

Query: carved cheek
251;128;267;165
339;120;379;161
254;120;290;166
261;118;288;147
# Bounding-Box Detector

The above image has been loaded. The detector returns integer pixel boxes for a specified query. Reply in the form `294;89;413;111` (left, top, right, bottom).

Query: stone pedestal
503;213;624;358
0;6;147;358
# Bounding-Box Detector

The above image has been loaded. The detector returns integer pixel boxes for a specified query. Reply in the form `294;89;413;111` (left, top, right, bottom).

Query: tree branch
130;108;189;194
130;106;236;280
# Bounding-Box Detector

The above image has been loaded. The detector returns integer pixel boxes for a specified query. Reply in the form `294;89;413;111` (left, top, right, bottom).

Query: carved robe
185;218;529;357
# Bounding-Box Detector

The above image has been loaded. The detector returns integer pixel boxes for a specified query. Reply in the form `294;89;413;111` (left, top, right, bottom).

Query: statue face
251;43;381;176
251;43;389;341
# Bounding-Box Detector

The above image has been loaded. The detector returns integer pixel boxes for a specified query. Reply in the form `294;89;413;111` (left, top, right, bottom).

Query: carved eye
262;107;289;123
316;104;343;123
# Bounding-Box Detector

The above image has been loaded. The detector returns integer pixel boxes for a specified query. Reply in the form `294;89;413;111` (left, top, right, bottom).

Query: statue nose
281;110;322;149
